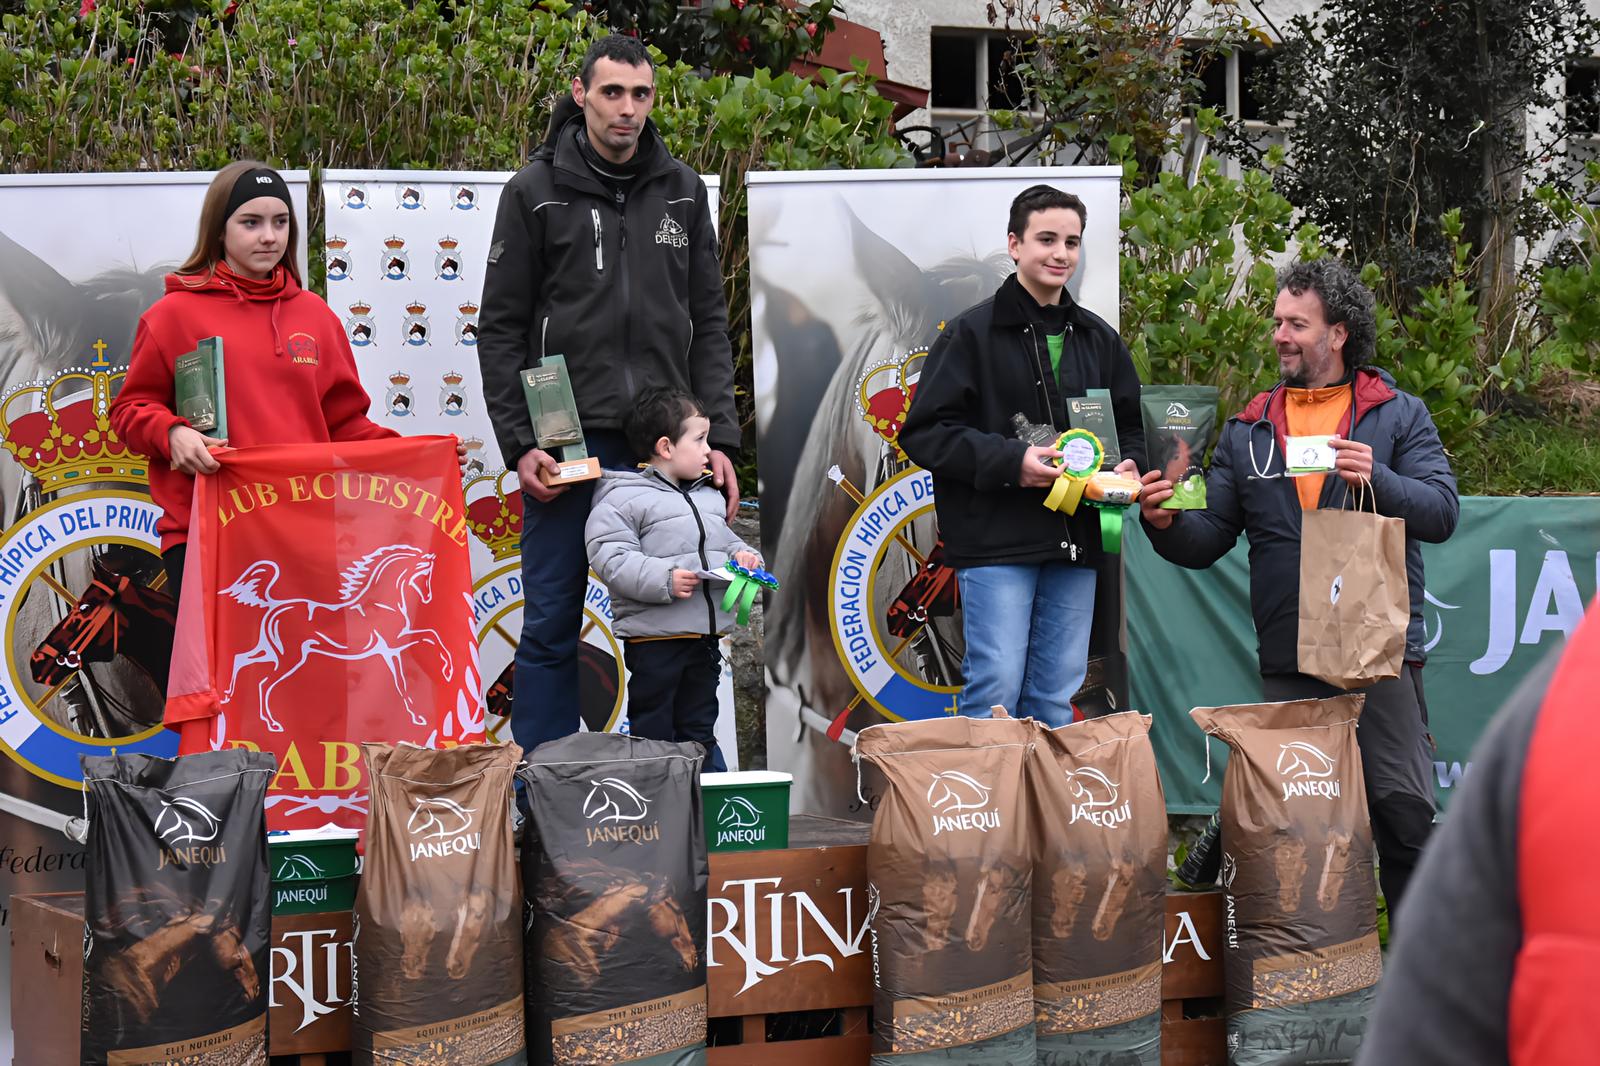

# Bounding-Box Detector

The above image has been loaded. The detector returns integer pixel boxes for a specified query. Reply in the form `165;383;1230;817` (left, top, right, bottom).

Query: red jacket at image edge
111;272;396;551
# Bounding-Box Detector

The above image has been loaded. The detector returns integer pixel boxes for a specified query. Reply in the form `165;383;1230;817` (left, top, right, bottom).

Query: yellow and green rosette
1040;428;1130;553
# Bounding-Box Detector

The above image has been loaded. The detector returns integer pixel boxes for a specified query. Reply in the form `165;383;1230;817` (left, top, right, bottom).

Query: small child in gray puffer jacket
584;387;761;772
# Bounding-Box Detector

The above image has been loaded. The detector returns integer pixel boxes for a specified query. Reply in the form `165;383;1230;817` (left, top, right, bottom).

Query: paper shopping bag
1296;482;1408;689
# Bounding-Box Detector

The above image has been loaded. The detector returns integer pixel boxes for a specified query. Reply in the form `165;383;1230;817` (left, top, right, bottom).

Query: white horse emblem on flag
219;544;453;731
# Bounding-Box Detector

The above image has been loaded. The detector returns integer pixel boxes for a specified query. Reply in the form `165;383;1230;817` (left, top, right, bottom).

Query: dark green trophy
520;354;601;485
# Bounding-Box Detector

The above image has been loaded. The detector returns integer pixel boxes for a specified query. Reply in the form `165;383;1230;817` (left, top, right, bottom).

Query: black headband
223;168;293;222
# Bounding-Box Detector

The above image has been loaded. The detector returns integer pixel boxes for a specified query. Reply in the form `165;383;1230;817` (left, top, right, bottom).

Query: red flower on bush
736;35;751;51
78;0;96;16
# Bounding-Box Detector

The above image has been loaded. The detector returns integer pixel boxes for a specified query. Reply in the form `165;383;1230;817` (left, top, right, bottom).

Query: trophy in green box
520;354;601;485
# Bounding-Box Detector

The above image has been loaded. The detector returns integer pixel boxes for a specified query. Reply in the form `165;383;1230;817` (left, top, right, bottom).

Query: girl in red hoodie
111;161;398;600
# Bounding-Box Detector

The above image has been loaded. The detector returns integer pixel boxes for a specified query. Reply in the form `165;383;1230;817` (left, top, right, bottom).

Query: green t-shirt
1046;330;1065;377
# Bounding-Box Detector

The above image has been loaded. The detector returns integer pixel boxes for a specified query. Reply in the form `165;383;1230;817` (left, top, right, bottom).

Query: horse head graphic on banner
218;544;451;732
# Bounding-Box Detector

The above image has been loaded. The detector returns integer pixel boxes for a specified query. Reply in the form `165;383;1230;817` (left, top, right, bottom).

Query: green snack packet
1140;385;1219;510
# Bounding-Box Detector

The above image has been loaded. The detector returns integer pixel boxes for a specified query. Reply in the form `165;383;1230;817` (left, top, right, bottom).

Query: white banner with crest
321;169;738;766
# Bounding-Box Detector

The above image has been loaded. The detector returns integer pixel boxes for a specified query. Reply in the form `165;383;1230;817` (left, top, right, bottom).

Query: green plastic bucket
702;770;792;852
269;828;360;914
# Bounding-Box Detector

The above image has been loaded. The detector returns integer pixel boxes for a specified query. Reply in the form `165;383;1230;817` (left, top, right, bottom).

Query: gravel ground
728;508;767;770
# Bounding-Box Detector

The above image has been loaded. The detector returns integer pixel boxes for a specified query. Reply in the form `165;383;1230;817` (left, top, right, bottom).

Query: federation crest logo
403;301;431;347
857;348;927;462
455;302;480;346
459;437;486;478
385;371;414;417
340;184;368;210
345;302;376;347
395;183;424;210
0;357;178;787
439;370;466;416
465;469;629;741
821;344;958;739
325;236;351;282
434;237;463;281
453;184;478;210
380;236;410;281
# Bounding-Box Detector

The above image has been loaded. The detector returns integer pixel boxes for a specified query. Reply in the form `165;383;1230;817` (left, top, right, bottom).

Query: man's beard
1280;360;1312;388
1279;340;1333;388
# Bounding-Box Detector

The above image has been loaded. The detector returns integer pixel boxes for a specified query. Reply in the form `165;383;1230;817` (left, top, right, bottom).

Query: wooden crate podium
701;820;1227;1066
10;893;351;1066
12;823;1226;1066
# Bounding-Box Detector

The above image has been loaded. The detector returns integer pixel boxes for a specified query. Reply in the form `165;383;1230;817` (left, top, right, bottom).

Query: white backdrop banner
750;166;1122;817
321;170;738;766
0;170;309;1058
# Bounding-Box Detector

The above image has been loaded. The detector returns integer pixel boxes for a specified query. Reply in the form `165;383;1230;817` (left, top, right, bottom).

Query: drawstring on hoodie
269;298;284;358
213;263;289;357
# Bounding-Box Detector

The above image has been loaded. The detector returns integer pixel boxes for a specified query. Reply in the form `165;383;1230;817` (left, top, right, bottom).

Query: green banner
1127;496;1600;812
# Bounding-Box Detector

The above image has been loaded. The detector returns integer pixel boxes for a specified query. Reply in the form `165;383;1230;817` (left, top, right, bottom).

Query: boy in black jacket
899;185;1144;725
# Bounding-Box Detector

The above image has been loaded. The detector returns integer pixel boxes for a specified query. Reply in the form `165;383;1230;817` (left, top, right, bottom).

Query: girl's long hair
174;160;303;285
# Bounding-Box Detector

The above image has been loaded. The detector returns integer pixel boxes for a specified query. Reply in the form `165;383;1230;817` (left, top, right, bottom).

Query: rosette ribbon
722;561;780;625
1040;428;1140;553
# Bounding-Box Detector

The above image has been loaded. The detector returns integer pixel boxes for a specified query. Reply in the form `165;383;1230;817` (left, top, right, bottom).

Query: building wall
853;0;1340;132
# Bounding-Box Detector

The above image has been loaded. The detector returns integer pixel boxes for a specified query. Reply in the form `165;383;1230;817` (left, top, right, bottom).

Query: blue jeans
956;562;1097;726
512;429;633;757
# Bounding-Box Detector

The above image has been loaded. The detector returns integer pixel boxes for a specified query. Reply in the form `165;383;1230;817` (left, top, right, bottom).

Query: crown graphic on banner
458;301;480;315
0;359;147;489
349;301;373;316
438;236;460;250
326;236;349;251
405;300;428;316
441;369;464;386
389;370;412;386
383;236;406;250
464;468;523;560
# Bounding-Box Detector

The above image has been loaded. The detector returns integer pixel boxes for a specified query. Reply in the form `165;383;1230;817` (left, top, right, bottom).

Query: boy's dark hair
1277;258;1378;368
624;387;706;459
1007;184;1088;238
580;34;653;88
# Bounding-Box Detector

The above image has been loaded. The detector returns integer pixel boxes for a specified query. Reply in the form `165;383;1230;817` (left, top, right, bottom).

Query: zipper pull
591;207;603;271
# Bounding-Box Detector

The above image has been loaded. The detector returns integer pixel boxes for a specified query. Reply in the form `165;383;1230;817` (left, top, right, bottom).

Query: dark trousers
512;430;634;758
162;544;186;606
623;635;727;772
1262;664;1437;930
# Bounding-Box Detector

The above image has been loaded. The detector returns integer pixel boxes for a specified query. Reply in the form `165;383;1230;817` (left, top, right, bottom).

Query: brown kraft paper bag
1189;695;1379;1066
353;741;526;1066
1296;482;1407;690
1030;713;1166;1065
855;716;1036;1065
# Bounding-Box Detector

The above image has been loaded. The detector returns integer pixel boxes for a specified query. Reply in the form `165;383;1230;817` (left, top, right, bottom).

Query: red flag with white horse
165;436;484;830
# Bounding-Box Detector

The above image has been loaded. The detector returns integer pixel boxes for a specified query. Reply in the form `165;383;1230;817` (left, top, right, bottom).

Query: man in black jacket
899;185;1144;725
1138;258;1459;922
477;34;739;754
